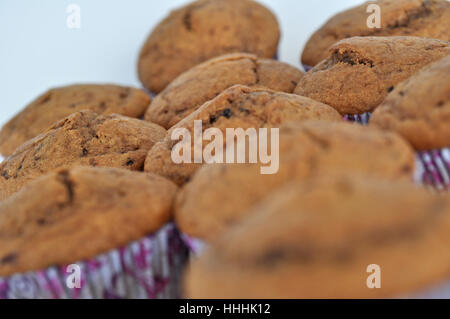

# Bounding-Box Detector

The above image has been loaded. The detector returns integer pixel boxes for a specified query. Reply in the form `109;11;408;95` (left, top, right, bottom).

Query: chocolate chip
1;171;10;180
239;107;250;115
221;108;232;119
387;86;394;93
0;253;17;265
126;159;135;166
183;12;192;31
82;148;88;156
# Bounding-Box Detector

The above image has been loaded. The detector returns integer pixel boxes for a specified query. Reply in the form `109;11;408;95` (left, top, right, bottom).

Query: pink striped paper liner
0;223;188;299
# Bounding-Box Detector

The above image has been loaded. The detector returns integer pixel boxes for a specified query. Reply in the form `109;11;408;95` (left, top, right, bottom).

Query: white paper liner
0;223;188;299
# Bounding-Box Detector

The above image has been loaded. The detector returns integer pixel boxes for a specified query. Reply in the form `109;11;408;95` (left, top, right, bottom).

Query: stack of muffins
0;0;449;299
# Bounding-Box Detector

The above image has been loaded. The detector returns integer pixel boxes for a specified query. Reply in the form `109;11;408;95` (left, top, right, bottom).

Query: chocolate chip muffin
144;53;303;128
144;85;342;185
295;36;450;115
371;55;450;150
0;166;178;277
0;84;151;157
302;0;450;67
175;121;416;241
138;0;280;93
0;110;166;201
185;175;450;298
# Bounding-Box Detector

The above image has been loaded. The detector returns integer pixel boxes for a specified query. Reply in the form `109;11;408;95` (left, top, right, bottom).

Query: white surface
0;0;362;127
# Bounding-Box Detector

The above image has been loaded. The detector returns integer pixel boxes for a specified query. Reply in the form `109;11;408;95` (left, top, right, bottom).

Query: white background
0;0;362;127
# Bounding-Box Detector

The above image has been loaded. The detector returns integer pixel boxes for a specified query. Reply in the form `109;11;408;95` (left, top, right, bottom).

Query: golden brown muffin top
0;110;166;201
138;0;280;93
145;53;303;128
185;175;450;298
144;85;342;185
295;36;450;115
0;166;178;277
175;121;416;241
0;84;151;157
371;55;450;150
302;0;450;66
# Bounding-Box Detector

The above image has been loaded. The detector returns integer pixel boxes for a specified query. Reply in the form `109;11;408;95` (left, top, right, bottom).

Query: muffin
138;0;280;93
0;84;152;157
302;0;450;68
175;121;416;246
372;55;450;190
144;53;303;128
0;166;187;299
185;175;450;298
0;110;166;201
144;85;342;185
294;36;450;118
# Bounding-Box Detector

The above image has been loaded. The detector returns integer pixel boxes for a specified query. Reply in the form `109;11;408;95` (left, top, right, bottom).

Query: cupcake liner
343;112;371;125
143;87;156;99
302;64;313;72
416;148;450;191
0;223;189;299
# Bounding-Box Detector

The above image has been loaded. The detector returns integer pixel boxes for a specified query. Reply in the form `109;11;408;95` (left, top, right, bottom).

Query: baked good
0;166;177;277
302;0;450;67
0;84;151;156
144;53;303;128
144;85;342;185
0;110;166;200
138;0;280;93
371;55;450;150
175;121;416;241
185;175;450;298
294;36;450;115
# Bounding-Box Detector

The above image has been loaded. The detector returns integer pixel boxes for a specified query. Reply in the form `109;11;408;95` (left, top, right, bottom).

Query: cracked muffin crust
295;36;450;115
175;121;416;241
371;55;450;150
138;0;280;93
0;166;178;277
144;53;303;129
144;85;342;185
185;175;450;298
0;84;152;157
302;0;450;67
0;110;166;201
